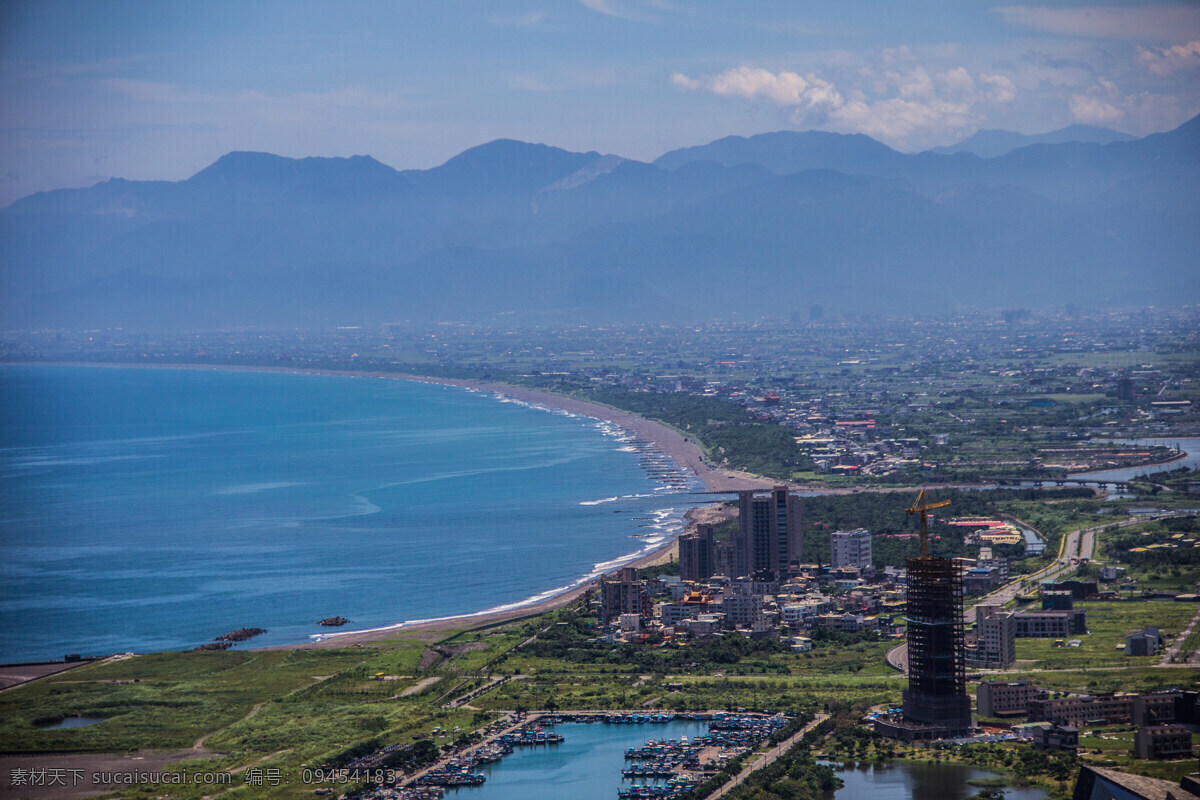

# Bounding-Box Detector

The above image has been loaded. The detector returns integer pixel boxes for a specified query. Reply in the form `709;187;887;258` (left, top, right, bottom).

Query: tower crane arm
906;489;951;557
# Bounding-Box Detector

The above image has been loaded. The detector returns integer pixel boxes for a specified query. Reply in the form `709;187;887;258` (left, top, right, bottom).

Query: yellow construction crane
906;489;950;557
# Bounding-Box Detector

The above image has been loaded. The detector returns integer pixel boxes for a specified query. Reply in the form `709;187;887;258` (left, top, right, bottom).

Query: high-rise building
600;567;649;625
901;555;972;736
734;486;801;579
970;604;1015;668
831;528;873;570
679;524;714;582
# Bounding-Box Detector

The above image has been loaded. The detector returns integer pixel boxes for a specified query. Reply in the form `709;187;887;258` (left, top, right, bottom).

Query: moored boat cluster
357;712;788;800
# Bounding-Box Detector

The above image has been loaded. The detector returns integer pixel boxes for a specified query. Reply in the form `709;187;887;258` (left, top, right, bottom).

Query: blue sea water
0;365;697;661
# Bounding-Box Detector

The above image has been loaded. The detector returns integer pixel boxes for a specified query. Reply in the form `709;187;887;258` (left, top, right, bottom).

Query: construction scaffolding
901;554;972;735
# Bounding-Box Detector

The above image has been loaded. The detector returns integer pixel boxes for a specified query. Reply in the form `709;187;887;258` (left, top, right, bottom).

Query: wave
214;481;303;496
5;453;166;469
365;454;587;491
579;496;620;506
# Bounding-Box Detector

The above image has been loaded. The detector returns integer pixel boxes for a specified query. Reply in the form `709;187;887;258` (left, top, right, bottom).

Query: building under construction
899;554;971;736
876;491;973;741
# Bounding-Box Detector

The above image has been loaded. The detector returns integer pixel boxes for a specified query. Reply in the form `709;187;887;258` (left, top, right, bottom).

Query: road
704;713;830;799
1160;605;1200;666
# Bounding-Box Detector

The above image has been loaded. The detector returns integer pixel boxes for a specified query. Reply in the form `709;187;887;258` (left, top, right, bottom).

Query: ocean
0;365;697;661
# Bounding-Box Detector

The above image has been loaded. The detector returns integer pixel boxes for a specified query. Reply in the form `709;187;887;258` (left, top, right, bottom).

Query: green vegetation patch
0;649;365;753
1014;600;1195;669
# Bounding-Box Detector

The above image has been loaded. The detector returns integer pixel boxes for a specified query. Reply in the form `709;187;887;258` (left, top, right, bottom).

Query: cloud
1069;93;1125;124
671;64;1021;148
810;96;976;144
578;0;672;22
938;67;976;94
579;0;637;20
673;67;847;123
507;72;554;92
1066;75;1195;132
979;73;1017;103
886;66;934;99
992;5;1200;42
1136;40;1200;76
489;11;546;27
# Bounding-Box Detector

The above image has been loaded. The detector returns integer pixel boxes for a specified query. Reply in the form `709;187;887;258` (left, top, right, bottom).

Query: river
1070;437;1200;482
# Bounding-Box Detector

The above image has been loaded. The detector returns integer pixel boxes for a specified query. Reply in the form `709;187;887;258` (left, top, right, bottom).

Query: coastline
13;362;1191;649
11;361;765;648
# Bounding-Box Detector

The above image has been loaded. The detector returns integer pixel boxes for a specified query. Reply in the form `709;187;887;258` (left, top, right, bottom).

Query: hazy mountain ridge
928;124;1136;158
2;117;1197;329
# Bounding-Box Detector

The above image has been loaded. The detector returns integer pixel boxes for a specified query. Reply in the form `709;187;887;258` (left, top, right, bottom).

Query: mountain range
927;124;1136;158
2;117;1198;329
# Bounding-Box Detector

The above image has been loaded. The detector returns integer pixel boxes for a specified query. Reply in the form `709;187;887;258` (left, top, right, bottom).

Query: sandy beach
388;372;775;494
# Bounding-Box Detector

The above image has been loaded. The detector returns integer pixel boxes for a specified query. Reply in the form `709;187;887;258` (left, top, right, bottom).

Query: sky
2;0;1199;205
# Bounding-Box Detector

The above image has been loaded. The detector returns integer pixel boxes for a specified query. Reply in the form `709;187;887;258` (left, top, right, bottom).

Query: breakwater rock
215;627;267;642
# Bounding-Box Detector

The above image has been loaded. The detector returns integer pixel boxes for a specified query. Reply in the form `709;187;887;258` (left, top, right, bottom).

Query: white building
970;604;1016;668
831;528;873;570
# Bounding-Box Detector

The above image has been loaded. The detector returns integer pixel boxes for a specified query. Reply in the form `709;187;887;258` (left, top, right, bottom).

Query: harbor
355;712;790;800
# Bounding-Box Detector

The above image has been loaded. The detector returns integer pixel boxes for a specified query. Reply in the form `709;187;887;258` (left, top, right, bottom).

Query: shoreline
13;361;766;648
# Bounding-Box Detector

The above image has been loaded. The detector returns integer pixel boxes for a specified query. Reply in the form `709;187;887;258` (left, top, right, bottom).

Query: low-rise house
1028;693;1134;727
1031;723;1078;751
977;680;1046;717
1014;609;1087;637
1041;590;1074;610
964;567;1001;595
1133;691;1181;726
1125;626;1161;656
681;614;724;637
1134;725;1194;760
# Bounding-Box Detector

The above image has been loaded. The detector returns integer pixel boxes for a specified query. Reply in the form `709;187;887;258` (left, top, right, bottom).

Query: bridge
993;477;1130;491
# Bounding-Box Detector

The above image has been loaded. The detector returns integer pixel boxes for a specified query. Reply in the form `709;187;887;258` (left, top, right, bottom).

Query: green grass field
1013;601;1196;670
